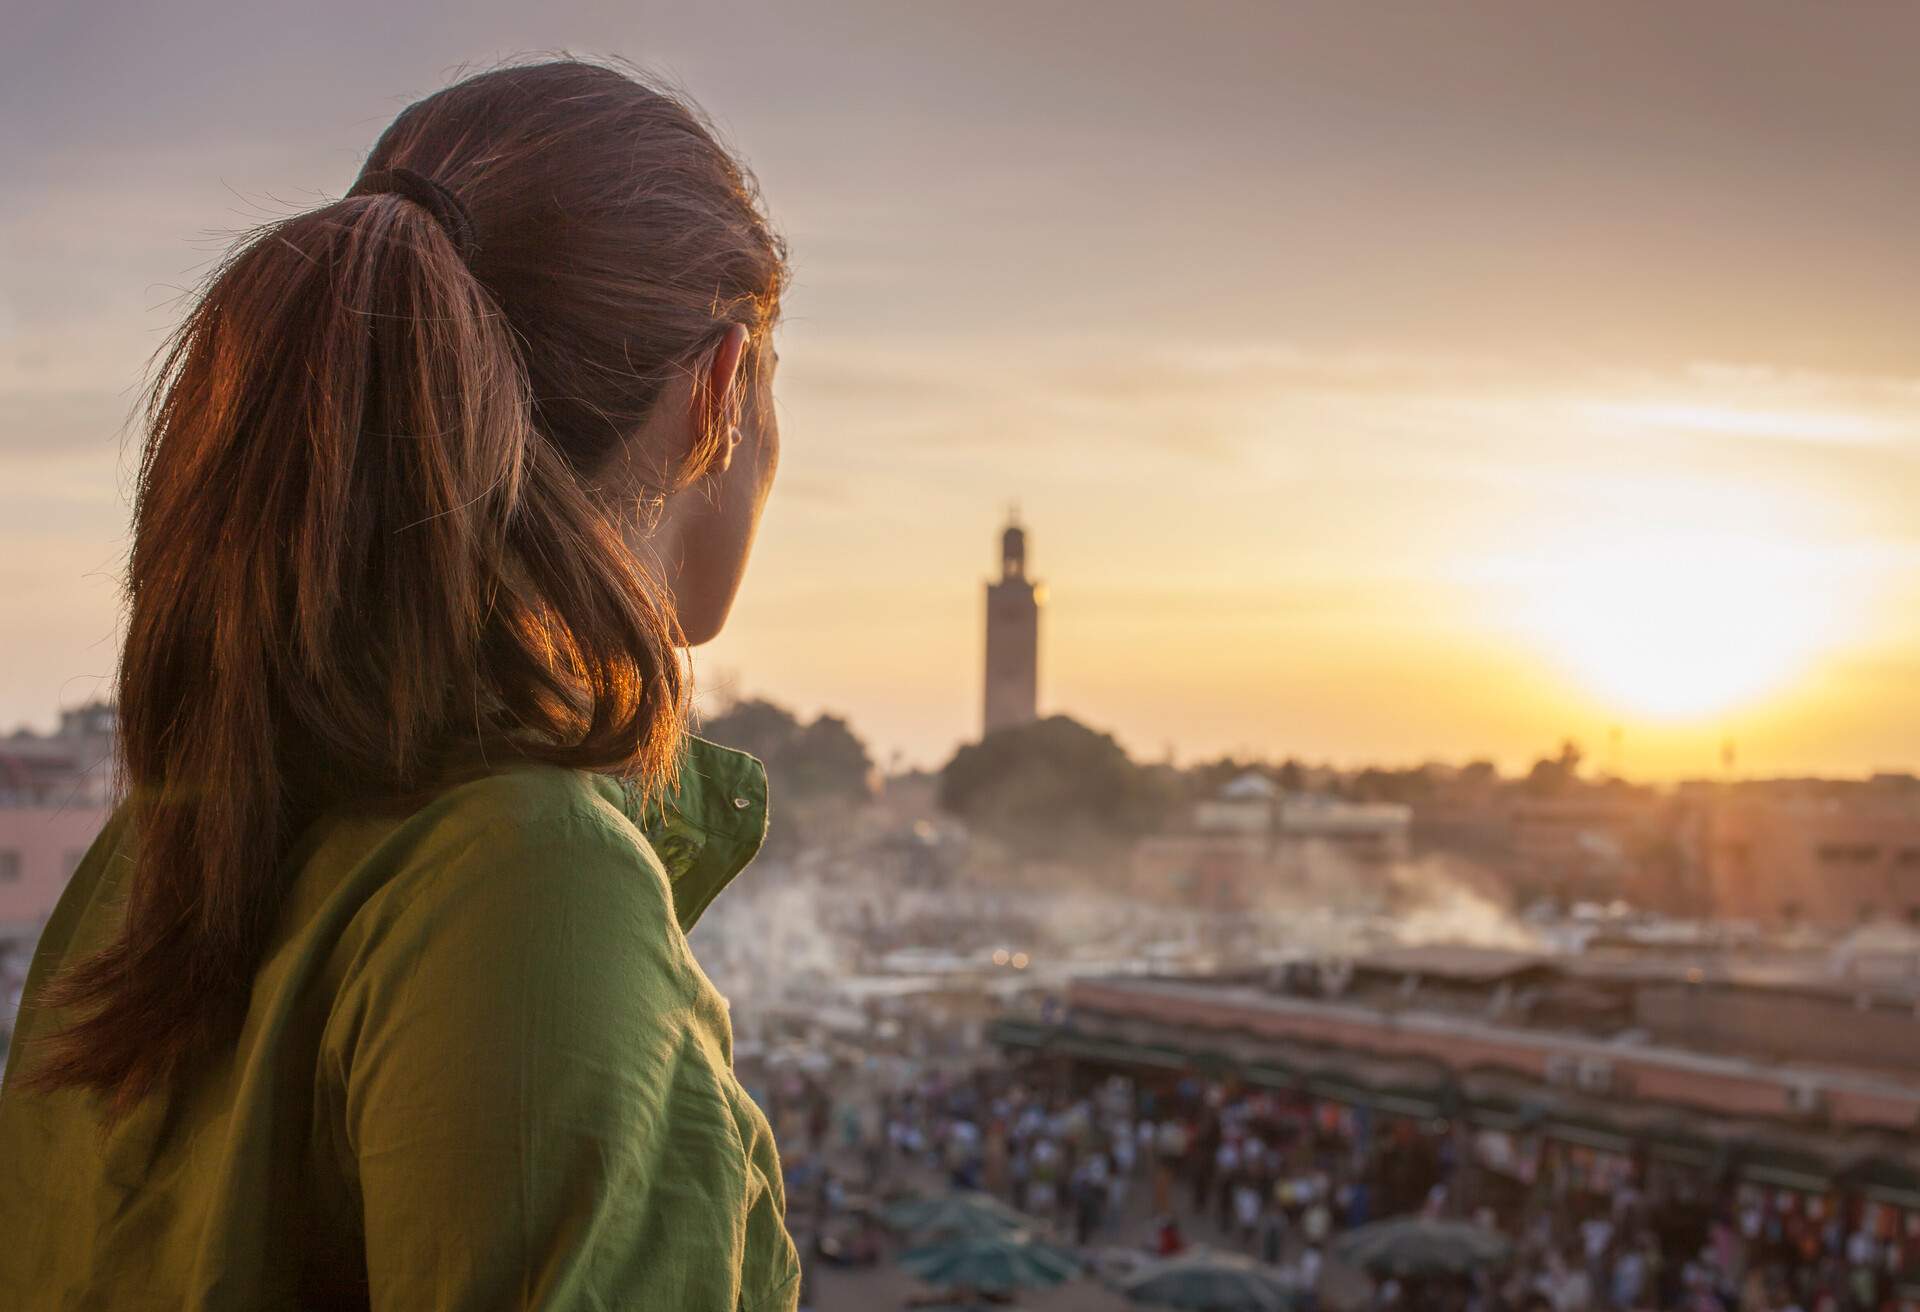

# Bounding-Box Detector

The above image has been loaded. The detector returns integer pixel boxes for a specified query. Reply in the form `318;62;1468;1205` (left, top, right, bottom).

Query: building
0;701;117;944
1277;793;1413;864
1133;773;1277;913
0;701;116;808
981;511;1042;735
1130;831;1269;914
1132;773;1412;910
1;701;117;1063
1507;791;1671;903
991;945;1920;1208
1040;953;1920;1126
1193;772;1280;835
1682;782;1920;926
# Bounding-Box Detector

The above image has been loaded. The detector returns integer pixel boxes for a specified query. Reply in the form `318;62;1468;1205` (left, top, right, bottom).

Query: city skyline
10;3;1920;778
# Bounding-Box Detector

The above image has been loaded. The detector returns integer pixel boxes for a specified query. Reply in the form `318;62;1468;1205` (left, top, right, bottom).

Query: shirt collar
602;733;769;933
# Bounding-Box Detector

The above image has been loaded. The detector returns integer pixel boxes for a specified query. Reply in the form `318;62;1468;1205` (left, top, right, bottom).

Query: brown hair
14;58;788;1124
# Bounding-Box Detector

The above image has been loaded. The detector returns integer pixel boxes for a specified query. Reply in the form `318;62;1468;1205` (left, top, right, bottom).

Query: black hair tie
346;166;479;263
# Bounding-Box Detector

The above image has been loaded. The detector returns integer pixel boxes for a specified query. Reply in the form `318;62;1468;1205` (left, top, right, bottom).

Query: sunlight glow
1510;535;1858;720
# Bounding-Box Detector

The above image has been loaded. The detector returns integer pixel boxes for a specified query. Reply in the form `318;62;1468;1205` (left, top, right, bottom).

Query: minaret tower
983;508;1042;735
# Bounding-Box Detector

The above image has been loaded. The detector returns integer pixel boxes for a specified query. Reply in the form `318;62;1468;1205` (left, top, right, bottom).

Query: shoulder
347;764;700;1004
323;765;732;1114
397;762;661;895
422;761;643;847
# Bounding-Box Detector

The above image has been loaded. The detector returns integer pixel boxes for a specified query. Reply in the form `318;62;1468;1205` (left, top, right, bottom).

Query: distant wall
0;805;108;933
1689;798;1920;924
1068;977;1920;1129
1634;982;1920;1074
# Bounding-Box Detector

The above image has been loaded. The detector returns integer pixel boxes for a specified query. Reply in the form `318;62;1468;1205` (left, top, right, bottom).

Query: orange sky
7;2;1920;777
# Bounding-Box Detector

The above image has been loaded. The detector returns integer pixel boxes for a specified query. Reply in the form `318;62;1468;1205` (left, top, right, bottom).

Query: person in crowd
1157;1212;1188;1256
1304;1182;1335;1250
1229;1175;1262;1248
1610;1234;1649;1311
1300;1243;1326;1311
1262;1193;1288;1265
1071;1154;1105;1244
1155;1115;1187;1215
1028;1136;1060;1222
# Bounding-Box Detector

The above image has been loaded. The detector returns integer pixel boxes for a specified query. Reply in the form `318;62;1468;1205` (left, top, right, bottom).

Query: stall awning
1740;1162;1831;1194
984;1018;1055;1050
1466;1102;1538;1132
1845;1157;1920;1210
1242;1064;1299;1091
1545;1121;1635;1156
1641;1124;1718;1170
1306;1075;1443;1119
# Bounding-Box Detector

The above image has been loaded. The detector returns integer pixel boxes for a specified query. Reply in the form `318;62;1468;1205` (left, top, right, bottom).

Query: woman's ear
647;323;776;647
698;324;751;464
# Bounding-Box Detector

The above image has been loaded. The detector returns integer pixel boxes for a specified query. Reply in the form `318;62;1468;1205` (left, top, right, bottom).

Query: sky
7;1;1920;778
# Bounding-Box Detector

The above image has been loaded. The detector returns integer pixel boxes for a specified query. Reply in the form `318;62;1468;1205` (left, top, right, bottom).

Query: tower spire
999;508;1027;581
983;509;1041;735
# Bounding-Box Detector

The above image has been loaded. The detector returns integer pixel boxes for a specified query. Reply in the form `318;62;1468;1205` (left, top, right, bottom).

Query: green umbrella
1333;1217;1512;1278
883;1191;1037;1240
896;1231;1081;1293
1120;1249;1300;1311
898;1204;1040;1242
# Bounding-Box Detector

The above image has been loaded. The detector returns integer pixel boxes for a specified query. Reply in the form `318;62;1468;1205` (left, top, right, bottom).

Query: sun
1515;535;1852;720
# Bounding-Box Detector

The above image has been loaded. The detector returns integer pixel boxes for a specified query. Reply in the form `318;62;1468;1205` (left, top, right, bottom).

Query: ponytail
16;181;688;1124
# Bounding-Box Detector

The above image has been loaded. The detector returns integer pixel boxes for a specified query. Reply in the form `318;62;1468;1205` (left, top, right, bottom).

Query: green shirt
0;737;801;1312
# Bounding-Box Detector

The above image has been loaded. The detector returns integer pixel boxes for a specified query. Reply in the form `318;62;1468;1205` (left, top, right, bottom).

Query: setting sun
1514;535;1858;720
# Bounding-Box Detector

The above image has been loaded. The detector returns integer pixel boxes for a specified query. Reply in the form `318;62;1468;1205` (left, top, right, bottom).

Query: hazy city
10;5;1920;1312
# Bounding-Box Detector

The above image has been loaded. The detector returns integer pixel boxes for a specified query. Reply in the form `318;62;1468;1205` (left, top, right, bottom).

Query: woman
0;59;798;1310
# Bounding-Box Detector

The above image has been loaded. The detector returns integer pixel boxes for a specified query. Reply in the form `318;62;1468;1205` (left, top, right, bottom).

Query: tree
1185;755;1269;801
937;715;1173;857
698;698;801;769
699;697;875;803
788;715;874;799
1524;739;1585;797
1347;765;1439;805
1459;760;1500;790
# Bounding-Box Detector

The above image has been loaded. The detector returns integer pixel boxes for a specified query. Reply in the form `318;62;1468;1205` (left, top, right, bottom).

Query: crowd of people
1485;1165;1920;1312
743;1047;1920;1312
